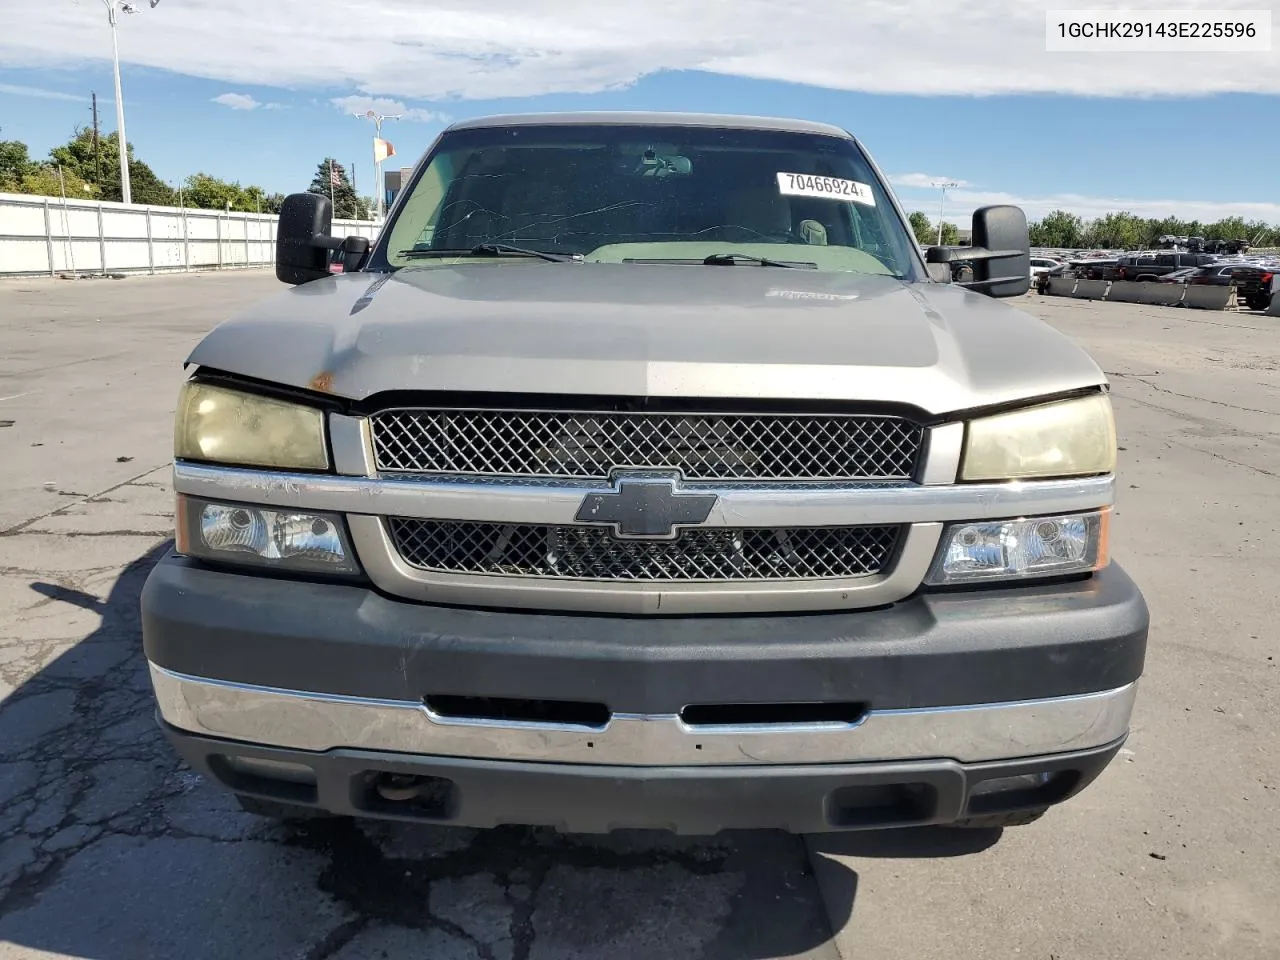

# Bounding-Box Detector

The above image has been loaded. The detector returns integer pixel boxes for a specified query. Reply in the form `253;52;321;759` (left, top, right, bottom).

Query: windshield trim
366;122;930;281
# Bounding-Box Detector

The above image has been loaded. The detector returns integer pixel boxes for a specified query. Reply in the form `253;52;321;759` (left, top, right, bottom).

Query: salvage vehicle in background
1116;251;1216;282
141;112;1148;836
1030;256;1063;280
1186;263;1276;311
1069;257;1121;281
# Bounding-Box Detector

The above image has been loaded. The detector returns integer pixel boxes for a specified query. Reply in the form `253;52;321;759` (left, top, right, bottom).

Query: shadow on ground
0;544;999;960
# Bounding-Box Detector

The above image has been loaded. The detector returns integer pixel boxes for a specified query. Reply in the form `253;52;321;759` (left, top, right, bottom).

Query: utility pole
100;0;162;206
92;92;102;187
353;110;400;220
931;180;959;246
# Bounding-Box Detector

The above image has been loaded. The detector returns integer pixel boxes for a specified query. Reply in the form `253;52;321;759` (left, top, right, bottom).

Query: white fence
0;191;378;278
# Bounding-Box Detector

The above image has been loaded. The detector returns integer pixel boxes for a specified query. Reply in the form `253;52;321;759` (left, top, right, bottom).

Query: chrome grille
387;518;900;582
370;409;922;481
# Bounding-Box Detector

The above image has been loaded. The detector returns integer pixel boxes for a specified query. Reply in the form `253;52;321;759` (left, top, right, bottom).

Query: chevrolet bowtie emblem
574;474;719;539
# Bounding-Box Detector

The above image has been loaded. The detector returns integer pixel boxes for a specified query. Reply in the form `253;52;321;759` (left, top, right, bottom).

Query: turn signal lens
177;495;358;574
926;509;1110;585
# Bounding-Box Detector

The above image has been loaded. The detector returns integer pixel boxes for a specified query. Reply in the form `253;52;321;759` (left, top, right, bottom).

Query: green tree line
908;207;1280;250
2;128;375;219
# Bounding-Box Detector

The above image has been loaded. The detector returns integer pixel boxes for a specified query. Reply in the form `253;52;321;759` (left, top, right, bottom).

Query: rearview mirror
276;193;342;285
925;205;1031;298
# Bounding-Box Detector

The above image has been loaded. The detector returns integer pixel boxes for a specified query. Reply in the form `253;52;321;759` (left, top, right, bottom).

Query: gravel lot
0;271;1276;959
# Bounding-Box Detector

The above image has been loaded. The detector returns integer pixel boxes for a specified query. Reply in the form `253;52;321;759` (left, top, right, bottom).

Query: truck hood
187;263;1106;416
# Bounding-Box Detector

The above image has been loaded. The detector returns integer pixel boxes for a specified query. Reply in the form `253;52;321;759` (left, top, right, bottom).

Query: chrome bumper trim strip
150;664;1137;767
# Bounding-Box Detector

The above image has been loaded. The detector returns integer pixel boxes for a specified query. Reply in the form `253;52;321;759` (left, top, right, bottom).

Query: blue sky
2;0;1277;224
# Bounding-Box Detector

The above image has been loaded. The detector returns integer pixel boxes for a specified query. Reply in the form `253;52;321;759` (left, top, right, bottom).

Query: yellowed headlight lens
174;381;328;470
961;394;1116;481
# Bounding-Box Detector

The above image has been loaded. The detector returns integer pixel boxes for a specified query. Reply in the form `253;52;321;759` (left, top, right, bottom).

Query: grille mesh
371;409;922;481
388;518;900;582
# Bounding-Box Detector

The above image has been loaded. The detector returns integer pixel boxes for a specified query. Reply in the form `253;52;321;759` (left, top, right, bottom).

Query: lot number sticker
777;172;876;207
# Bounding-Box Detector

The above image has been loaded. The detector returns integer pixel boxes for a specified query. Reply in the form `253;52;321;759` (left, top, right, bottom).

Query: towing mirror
925;205;1031;298
276;193;342;285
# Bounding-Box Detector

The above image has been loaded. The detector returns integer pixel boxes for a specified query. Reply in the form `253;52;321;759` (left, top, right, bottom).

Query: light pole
101;0;159;206
354;110;400;220
931;180;959;246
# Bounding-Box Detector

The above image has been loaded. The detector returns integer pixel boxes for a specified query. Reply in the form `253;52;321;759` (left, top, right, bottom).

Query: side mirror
341;236;370;273
925;205;1031;298
276;193;340;285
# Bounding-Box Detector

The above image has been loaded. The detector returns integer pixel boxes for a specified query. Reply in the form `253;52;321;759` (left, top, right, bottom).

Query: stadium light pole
931;179;959;246
354;110;400;220
101;0;160;206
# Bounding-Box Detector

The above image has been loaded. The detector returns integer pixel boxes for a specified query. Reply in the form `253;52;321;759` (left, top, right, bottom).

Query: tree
308;157;360;220
907;210;959;245
1029;210;1083;248
0;136;36;191
183;172;242;210
179;175;279;213
1082;211;1144;250
907;211;934;245
49;127;174;205
1244;219;1280;246
16;164;93;199
1204;216;1249;241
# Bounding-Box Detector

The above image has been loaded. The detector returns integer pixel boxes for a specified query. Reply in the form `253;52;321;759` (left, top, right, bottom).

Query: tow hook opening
361;771;458;820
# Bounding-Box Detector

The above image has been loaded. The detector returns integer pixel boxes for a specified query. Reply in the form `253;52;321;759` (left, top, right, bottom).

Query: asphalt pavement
0;271;1276;959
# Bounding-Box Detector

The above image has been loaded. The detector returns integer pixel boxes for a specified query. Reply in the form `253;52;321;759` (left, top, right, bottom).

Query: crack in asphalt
1108;371;1280;417
0;468;171;537
280;814;740;960
301;918;370;960
1203;450;1280;480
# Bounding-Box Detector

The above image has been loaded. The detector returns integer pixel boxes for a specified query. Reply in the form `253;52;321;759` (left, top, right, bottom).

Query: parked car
1186;263;1275;310
1033;259;1070;293
142;111;1148;836
1070;257;1121;281
1030;256;1062;280
1116;252;1216;282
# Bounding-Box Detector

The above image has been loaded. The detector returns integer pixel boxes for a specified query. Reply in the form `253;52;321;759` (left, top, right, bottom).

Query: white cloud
890;173;972;190
892;187;1280;226
0;83;89;102
1;0;1275;102
212;92;260;110
331;95;447;123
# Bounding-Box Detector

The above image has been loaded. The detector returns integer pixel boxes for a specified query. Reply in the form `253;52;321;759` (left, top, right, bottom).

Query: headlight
176;496;359;574
925;509;1110;585
961;394;1116;481
174;381;329;470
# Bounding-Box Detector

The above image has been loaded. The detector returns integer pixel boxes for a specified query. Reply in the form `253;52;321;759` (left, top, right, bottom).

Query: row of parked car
1031;251;1277;311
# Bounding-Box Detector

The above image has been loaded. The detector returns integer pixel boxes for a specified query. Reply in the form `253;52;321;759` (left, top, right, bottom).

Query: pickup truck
1116;251;1217;282
141;112;1149;835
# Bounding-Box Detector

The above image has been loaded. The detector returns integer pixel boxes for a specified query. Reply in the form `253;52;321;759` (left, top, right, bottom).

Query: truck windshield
375;123;922;279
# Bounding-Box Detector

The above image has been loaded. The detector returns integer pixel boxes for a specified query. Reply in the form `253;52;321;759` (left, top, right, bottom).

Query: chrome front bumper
150;663;1138;768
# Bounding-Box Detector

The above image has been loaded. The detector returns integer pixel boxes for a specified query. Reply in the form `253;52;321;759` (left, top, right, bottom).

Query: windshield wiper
701;253;804;269
398;243;576;263
620;254;817;269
